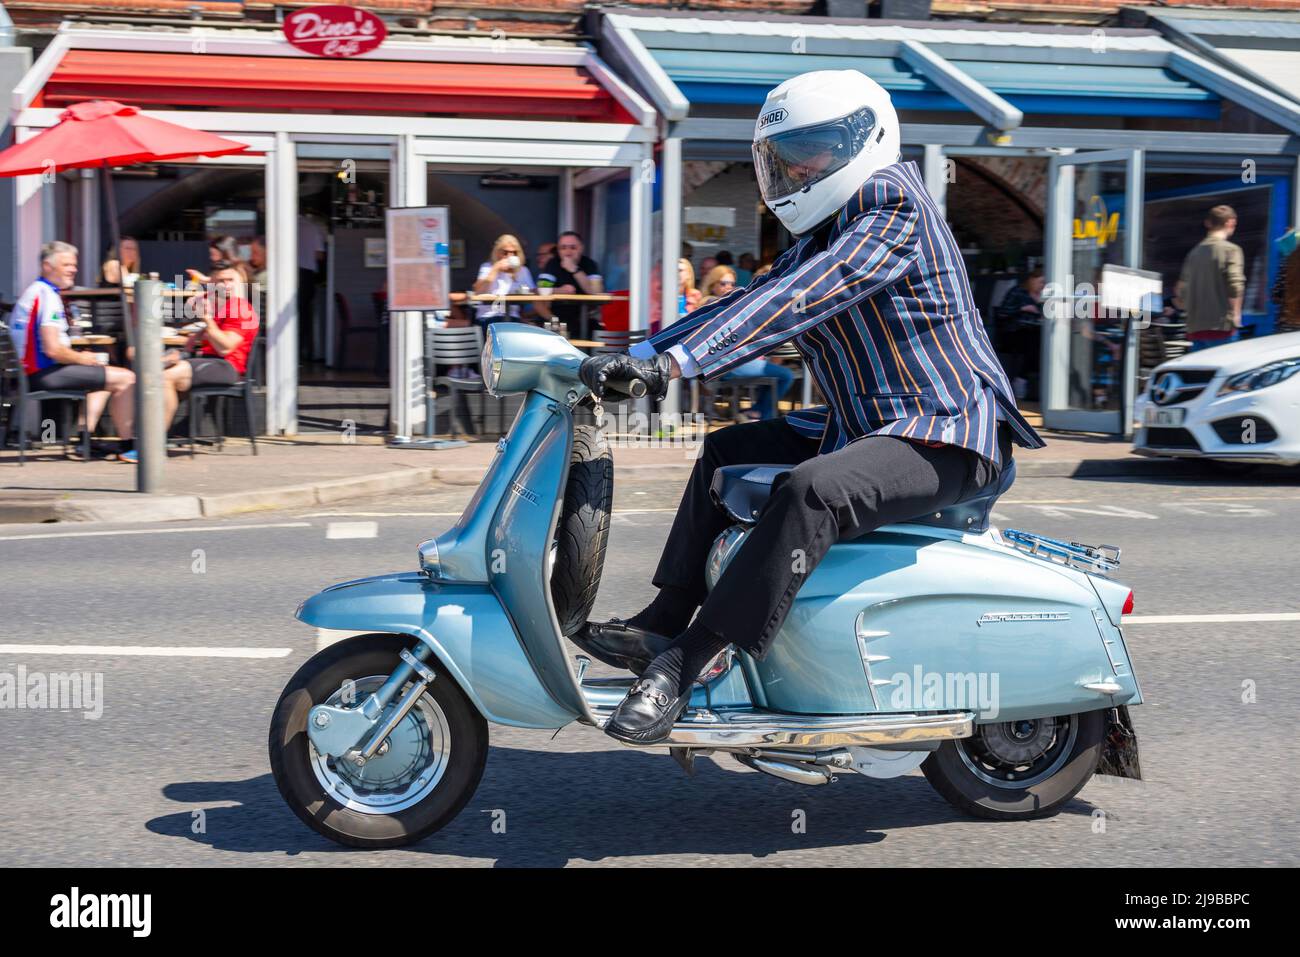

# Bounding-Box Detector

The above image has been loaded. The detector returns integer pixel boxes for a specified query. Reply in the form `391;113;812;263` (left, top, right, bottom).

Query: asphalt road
2;463;1297;867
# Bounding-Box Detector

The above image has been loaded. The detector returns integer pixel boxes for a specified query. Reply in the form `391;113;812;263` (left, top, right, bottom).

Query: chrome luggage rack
1002;529;1122;575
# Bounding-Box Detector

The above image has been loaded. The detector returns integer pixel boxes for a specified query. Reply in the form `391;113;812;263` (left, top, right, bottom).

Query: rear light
1122;591;1134;616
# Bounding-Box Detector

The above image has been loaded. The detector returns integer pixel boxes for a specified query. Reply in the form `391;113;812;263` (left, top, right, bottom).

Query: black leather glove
579;352;674;401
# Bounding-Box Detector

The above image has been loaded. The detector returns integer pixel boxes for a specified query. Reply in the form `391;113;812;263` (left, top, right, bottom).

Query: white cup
505;255;521;270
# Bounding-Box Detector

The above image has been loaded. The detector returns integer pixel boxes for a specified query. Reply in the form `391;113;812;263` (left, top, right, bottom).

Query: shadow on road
146;745;1098;865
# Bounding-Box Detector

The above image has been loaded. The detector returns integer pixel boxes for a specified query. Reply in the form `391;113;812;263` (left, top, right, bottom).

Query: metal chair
185;336;261;456
430;325;502;438
697;346;790;423
0;333;94;465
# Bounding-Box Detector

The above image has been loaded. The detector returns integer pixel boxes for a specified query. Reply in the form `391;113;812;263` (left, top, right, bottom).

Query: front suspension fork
306;643;437;761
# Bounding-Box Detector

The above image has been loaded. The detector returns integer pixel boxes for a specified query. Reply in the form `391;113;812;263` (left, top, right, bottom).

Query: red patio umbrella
0;100;252;176
0;100;250;347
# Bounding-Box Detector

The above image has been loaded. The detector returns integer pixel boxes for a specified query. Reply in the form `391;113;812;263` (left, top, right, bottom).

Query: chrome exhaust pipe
735;754;835;786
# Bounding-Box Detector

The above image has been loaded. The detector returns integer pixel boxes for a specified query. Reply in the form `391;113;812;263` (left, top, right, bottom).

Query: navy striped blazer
647;160;1045;466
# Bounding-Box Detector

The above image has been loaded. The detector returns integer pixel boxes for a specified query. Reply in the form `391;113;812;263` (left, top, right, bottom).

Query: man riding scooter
574;70;1045;746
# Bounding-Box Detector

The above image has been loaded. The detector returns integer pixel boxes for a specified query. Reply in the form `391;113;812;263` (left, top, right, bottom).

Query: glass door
1043;149;1144;434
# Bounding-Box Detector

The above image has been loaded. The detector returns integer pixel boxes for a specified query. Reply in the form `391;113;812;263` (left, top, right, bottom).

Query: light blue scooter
270;323;1143;848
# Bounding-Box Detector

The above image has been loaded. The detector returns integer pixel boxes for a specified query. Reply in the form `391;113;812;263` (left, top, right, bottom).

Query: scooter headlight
481;336;503;396
1217;356;1300;395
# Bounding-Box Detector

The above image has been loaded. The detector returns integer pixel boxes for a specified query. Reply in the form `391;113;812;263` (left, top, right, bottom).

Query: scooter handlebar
602;376;648;398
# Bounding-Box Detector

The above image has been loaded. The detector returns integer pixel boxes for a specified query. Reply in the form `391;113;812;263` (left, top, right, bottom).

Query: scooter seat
709;459;1017;533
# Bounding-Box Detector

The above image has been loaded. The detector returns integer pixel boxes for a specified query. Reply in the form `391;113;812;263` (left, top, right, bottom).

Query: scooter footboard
296;573;580;729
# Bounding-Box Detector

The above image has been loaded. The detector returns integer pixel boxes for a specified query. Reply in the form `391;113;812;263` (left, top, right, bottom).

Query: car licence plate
1143;407;1186;427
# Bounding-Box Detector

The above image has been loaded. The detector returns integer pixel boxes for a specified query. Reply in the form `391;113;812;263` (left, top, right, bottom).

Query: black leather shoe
603;671;692;745
569;619;673;675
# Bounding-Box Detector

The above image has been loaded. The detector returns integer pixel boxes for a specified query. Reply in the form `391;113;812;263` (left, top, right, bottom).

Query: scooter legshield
296;573;580;729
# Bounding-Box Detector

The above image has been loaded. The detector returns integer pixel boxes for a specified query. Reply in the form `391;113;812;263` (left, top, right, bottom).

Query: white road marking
1123;613;1300;624
998;499;1091;505
0;644;292;658
1018;504;1160;520
325;521;378;539
0;522;312;542
1163;502;1272;517
303;511;461;517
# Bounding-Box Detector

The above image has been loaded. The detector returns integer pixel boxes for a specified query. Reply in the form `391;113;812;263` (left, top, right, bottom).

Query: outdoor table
71;334;194;350
450;292;628;341
65;287;195;299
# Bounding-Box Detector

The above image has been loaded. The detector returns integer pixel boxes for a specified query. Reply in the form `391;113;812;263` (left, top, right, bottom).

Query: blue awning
647;34;1215;120
602;13;1300;134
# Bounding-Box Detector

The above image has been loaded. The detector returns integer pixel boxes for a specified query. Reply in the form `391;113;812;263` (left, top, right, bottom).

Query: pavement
0;419;1283;524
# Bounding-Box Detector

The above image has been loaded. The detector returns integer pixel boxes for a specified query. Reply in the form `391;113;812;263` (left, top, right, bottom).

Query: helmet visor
752;107;878;202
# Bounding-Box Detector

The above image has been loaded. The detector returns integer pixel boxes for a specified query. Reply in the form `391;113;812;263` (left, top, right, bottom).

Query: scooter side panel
753;532;1131;721
489;401;593;721
296;574;579;729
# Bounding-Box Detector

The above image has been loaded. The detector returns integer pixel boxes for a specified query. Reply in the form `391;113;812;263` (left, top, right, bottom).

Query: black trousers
653;418;1011;659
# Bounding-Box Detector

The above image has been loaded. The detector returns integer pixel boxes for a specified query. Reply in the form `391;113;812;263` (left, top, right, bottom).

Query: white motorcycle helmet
752;70;901;236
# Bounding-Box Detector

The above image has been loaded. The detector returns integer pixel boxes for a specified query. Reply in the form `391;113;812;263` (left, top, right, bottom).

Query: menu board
386;206;450;311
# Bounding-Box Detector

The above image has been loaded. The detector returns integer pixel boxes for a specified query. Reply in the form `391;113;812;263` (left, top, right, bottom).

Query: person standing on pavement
1177;205;1246;352
298;214;327;361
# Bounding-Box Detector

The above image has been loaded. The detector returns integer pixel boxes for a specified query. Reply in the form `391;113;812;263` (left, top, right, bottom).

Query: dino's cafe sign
283;5;387;58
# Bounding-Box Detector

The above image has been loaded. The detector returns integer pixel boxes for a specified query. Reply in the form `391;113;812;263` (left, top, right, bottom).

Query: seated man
157;260;259;453
534;230;602;328
8;241;135;459
573;70;1045;745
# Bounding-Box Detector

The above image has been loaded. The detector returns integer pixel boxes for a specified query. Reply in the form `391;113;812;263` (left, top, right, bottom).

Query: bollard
132;279;166;492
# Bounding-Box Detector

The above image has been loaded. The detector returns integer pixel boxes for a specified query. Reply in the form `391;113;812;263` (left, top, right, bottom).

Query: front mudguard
295;573;580;729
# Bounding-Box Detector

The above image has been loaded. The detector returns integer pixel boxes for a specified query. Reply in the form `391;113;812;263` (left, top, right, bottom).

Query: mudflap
1096;705;1142;780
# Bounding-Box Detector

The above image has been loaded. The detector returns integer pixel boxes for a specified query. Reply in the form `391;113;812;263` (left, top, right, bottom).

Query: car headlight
1217;357;1300;396
481;336;503;396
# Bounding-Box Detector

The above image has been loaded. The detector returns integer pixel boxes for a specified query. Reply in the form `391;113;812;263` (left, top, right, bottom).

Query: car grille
1148;368;1216;406
1211;416;1279;445
1144;427;1201;450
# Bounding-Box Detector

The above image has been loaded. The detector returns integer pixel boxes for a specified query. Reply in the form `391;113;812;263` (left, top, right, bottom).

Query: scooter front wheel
268;633;488;848
921;710;1105;821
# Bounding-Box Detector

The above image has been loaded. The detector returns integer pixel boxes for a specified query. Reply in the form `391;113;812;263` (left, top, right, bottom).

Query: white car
1133;330;1300;466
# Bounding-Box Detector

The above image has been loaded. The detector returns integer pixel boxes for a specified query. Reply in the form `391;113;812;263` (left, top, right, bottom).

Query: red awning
39;51;635;123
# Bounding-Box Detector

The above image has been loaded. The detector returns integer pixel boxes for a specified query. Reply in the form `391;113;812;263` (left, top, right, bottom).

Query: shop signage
684;206;736;246
387;206;450;311
283;6;387;58
1073;195;1119;249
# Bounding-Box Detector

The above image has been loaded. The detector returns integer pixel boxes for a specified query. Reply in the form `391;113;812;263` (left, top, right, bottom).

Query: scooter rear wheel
268;633;488;848
921;710;1105;820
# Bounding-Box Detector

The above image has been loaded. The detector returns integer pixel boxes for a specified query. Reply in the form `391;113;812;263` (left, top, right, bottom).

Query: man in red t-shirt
160;260;259;431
